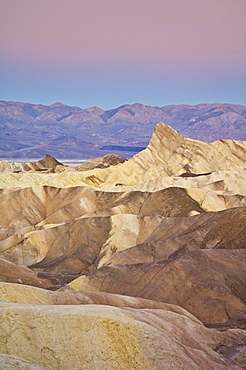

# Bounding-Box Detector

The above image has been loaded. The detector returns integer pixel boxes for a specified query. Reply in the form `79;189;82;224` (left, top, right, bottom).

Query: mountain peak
49;102;67;108
1;101;246;159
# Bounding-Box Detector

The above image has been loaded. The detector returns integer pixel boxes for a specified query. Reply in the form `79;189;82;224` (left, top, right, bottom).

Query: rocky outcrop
97;123;246;188
75;154;127;171
0;154;127;174
0;154;63;173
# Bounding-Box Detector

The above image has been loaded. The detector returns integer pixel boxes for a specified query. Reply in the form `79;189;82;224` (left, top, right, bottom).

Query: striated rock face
96;122;246;188
61;248;246;325
0;122;246;369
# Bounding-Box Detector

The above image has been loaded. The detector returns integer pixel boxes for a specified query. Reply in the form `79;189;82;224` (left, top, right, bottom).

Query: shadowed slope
61;249;246;326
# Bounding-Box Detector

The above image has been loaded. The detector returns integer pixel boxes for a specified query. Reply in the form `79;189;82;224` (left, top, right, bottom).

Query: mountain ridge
1;100;246;159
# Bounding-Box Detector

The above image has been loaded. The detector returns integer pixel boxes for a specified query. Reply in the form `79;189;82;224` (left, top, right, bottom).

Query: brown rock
75;153;127;171
62;249;246;326
0;258;52;289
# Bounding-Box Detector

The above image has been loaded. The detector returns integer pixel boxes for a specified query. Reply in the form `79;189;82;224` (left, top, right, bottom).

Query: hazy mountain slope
1;100;246;159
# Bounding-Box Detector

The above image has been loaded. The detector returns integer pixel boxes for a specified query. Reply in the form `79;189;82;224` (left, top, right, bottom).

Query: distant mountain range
0;100;246;159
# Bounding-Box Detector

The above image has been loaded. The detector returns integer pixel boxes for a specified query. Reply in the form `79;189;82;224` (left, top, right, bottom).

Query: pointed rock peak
30;155;63;168
154;122;183;136
148;122;184;152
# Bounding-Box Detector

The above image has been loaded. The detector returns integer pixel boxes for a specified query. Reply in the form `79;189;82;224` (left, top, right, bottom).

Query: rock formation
0;122;246;369
0;154;63;173
75;154;127;171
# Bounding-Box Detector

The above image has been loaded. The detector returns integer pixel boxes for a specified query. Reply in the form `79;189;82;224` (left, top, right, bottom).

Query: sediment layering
0;123;246;369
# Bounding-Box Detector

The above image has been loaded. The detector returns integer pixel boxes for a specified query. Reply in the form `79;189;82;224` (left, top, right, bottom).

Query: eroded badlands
0;123;246;369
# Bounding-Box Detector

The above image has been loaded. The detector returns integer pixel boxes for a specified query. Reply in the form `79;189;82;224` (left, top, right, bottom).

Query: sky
0;0;246;110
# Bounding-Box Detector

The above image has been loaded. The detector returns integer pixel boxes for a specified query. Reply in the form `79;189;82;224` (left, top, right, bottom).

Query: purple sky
1;0;246;109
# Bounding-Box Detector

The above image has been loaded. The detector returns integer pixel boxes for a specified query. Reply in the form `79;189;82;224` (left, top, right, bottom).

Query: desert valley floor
0;123;246;369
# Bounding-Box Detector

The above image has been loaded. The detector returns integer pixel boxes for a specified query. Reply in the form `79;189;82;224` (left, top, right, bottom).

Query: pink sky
1;0;246;108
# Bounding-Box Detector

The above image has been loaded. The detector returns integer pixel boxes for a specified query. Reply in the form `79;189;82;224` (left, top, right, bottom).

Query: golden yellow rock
1;299;245;370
